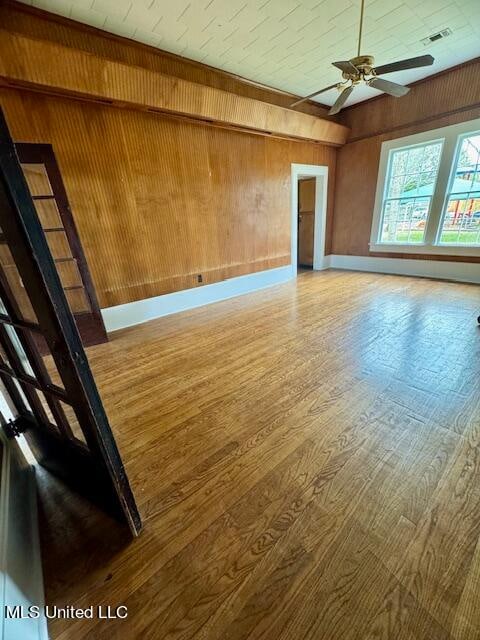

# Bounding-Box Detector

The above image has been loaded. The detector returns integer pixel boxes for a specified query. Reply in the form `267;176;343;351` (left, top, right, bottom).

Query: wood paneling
0;0;330;118
0;30;348;146
332;61;480;261
298;178;315;212
36;271;480;639
0;88;337;308
0;1;343;310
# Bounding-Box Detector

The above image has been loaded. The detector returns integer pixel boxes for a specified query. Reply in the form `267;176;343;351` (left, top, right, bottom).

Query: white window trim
370;117;480;256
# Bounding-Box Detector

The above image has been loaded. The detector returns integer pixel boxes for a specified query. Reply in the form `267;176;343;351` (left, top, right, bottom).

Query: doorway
290;164;329;275
298;177;315;270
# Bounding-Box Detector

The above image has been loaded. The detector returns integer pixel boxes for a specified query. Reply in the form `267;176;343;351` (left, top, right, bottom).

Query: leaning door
15;143;108;349
0;108;141;536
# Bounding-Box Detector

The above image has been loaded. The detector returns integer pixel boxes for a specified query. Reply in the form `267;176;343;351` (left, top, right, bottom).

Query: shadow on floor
36;465;134;605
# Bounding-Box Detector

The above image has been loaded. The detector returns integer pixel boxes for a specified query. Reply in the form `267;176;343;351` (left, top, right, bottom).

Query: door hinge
2;417;27;439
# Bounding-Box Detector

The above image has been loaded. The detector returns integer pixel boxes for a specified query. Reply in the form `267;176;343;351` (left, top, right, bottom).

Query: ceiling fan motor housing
346;55;375;78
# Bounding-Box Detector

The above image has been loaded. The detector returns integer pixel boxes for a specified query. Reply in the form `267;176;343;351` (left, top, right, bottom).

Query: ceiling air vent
421;28;452;46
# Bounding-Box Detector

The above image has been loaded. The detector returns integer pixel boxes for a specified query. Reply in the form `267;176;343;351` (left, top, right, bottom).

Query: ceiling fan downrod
290;0;434;113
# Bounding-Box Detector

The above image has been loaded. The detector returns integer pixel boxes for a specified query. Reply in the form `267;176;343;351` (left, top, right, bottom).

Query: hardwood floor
37;270;480;640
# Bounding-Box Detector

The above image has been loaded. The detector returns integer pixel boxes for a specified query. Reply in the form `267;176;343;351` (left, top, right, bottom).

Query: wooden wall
0;29;348;146
0;1;329;118
332;59;480;261
0;89;337;308
0;1;342;309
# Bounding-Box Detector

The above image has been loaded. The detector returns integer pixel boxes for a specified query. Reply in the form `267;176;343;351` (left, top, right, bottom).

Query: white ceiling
18;0;480;108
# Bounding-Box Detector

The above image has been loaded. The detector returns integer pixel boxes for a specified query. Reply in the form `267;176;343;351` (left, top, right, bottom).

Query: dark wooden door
0;109;141;536
14;144;107;349
298;178;315;267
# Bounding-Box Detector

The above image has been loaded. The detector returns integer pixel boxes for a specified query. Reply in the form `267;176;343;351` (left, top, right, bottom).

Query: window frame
370;117;480;256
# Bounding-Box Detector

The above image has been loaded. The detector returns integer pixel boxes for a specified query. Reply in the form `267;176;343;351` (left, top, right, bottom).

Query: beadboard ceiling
18;0;480;107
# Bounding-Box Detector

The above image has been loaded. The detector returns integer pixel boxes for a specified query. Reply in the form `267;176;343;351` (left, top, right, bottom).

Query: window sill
369;242;480;257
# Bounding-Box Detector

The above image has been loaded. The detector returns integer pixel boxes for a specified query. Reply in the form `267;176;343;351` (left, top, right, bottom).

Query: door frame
0;426;49;640
290;164;329;274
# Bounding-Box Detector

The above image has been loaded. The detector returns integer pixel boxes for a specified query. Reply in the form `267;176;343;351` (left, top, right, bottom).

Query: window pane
387;175;406;199
35;388;58;429
21;163;53;197
13;378;32;413
65;288;90;314
406;146;426;174
439;195;480;245
40;342;65;390
439;133;480;245
34;198;62;229
381;198;430;243
45;230;72;260
4;324;36;378
0;245;38;323
60;401;88;447
450;134;480;194
390;148;409;176
380;141;442;244
0;382;17;422
408;171;437;197
0;342;12;369
57;259;82;289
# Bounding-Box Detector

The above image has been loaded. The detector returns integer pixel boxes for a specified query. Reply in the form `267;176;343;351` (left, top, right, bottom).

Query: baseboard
327;255;480;285
0;434;48;640
101;256;478;333
102;265;294;332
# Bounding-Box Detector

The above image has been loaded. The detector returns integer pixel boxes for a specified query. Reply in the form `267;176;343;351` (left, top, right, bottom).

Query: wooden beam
0;30;349;146
1;0;331;117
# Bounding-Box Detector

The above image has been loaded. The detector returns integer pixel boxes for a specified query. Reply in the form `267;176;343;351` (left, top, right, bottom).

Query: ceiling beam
0;30;349;146
1;0;331;117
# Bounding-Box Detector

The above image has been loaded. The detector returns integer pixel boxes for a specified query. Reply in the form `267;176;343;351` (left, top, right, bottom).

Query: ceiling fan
291;0;434;114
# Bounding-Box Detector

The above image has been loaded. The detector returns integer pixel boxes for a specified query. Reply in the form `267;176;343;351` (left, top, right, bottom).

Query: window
380;141;442;244
371;118;480;256
438;133;480;246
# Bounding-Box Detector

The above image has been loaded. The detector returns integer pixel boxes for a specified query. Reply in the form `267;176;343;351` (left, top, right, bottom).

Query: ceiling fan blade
290;83;340;108
369;77;410;97
332;60;359;74
373;54;434;75
328;85;354;115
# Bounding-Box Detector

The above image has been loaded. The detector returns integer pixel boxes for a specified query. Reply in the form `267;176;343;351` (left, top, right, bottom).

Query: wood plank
33;270;480;639
0;0;330;118
0;31;349;146
0;88;338;307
